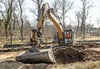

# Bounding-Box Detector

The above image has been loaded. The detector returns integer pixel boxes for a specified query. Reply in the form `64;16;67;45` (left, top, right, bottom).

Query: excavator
30;3;73;47
16;3;84;64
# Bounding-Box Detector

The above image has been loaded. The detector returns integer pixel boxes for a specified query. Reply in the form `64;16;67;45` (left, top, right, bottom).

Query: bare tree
18;0;25;41
0;0;18;42
0;0;25;44
52;0;59;13
31;0;43;16
96;18;100;36
59;0;73;29
79;0;93;38
75;12;81;38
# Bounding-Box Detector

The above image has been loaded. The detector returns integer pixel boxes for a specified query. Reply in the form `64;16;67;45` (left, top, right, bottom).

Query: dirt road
0;60;100;69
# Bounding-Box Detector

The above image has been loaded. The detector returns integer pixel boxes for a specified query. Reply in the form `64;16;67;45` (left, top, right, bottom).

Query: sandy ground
0;60;100;69
0;47;100;69
0;42;100;69
85;48;100;51
0;51;26;61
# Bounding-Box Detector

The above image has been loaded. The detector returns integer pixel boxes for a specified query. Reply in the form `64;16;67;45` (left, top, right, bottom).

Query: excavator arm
37;3;63;40
48;9;63;40
31;3;64;45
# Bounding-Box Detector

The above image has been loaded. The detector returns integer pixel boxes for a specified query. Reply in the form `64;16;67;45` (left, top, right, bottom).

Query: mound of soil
53;47;85;64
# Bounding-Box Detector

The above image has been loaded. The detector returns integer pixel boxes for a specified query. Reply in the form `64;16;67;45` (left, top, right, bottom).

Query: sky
0;0;100;27
23;0;100;28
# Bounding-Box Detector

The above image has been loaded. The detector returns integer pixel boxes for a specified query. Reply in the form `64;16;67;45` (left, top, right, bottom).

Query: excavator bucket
16;49;56;64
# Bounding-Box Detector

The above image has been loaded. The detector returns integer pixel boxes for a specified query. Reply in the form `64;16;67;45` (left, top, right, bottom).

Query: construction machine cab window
66;32;71;39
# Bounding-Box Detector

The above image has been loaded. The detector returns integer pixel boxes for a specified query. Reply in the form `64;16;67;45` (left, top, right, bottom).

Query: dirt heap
53;47;85;64
53;47;100;64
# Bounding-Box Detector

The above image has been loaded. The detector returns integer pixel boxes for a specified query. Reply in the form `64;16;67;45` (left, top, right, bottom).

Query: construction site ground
0;41;100;69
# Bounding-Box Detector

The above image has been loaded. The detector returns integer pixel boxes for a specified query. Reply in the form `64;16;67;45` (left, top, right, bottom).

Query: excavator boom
31;3;64;45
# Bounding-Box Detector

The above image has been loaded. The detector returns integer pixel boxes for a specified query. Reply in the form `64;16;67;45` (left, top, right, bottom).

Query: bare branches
0;11;6;20
30;8;38;16
0;0;23;38
58;0;73;29
31;0;43;15
77;0;93;38
59;0;73;15
52;0;59;13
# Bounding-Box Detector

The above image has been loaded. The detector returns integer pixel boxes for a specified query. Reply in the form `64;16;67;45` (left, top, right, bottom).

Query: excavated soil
53;47;85;63
53;47;100;64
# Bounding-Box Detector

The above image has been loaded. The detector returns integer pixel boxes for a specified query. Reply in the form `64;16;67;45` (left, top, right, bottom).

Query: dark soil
53;47;100;64
53;47;85;64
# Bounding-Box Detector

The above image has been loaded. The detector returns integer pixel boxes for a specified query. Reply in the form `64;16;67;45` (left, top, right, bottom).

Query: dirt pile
53;47;100;63
53;47;85;64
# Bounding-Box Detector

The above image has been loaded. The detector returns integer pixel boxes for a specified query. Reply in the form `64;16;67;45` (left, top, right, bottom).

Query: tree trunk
20;18;23;41
9;24;12;45
76;19;80;38
62;1;65;30
5;27;8;39
20;6;24;41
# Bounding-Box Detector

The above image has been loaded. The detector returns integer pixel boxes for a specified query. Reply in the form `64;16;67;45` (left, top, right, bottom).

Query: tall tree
79;0;93;38
18;0;25;41
52;0;59;13
59;0;73;29
75;12;81;38
0;0;18;39
31;0;43;16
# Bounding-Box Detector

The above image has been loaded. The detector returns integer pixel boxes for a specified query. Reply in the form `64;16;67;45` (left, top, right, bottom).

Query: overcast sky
23;0;100;27
0;0;100;27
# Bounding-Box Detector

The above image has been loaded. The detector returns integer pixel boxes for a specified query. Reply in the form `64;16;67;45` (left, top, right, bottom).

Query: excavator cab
54;29;73;46
63;29;73;45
